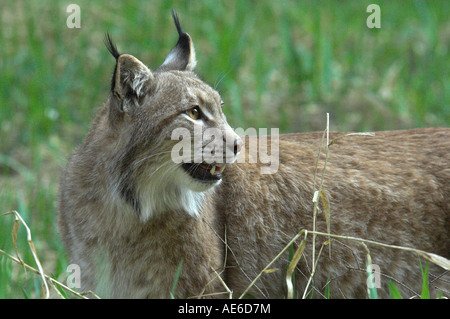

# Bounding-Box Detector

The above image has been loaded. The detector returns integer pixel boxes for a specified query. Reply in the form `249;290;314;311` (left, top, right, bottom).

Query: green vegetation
0;0;448;298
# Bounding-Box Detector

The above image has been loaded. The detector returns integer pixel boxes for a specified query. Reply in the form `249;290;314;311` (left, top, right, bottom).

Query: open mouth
182;162;225;181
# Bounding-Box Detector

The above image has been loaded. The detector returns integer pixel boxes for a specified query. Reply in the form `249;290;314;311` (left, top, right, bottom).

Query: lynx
58;11;449;299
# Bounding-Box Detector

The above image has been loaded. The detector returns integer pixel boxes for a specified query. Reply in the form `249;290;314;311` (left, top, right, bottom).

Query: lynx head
104;10;242;221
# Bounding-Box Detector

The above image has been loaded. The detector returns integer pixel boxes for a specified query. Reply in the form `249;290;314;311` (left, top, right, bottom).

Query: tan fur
58;13;449;298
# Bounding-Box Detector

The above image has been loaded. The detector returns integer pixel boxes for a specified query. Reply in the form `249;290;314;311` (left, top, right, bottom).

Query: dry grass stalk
285;235;306;299
0;247;91;299
301;238;332;299
2;210;49;298
236;227;449;299
0;210;100;299
308;114;377;297
189;267;232;299
308;230;450;271
238;230;308;299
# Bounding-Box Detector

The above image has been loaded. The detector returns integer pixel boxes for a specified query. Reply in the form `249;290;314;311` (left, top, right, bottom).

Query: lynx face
103;13;241;220
147;72;241;197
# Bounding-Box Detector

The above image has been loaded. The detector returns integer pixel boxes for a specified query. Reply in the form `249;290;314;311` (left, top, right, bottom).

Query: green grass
387;260;441;299
170;259;184;299
0;0;449;298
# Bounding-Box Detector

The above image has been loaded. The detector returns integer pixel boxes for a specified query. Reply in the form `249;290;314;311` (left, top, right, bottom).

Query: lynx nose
234;137;243;155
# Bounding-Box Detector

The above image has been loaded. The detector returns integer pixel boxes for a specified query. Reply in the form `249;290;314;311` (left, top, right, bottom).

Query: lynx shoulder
58;11;449;299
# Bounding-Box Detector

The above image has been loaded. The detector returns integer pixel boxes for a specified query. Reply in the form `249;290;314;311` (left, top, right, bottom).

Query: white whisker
135;150;174;166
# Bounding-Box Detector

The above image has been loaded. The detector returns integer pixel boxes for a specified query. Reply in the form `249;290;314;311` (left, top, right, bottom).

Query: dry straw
0;210;99;299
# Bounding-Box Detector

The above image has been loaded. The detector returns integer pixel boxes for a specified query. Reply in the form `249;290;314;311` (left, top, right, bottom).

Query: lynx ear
156;10;197;72
115;54;153;100
105;34;154;110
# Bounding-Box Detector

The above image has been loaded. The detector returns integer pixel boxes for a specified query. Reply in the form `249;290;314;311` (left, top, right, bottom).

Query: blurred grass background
0;0;448;298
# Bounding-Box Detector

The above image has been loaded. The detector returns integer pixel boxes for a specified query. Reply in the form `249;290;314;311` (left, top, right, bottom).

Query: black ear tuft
104;33;121;93
171;9;184;36
156;9;197;72
104;33;121;60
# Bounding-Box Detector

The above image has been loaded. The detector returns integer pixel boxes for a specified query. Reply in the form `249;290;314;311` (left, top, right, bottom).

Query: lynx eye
187;106;201;120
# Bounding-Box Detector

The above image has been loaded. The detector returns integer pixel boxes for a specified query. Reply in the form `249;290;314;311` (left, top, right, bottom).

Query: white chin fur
135;164;219;222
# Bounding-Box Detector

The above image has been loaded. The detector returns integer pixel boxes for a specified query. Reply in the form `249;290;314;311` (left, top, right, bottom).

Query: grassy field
0;0;449;298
